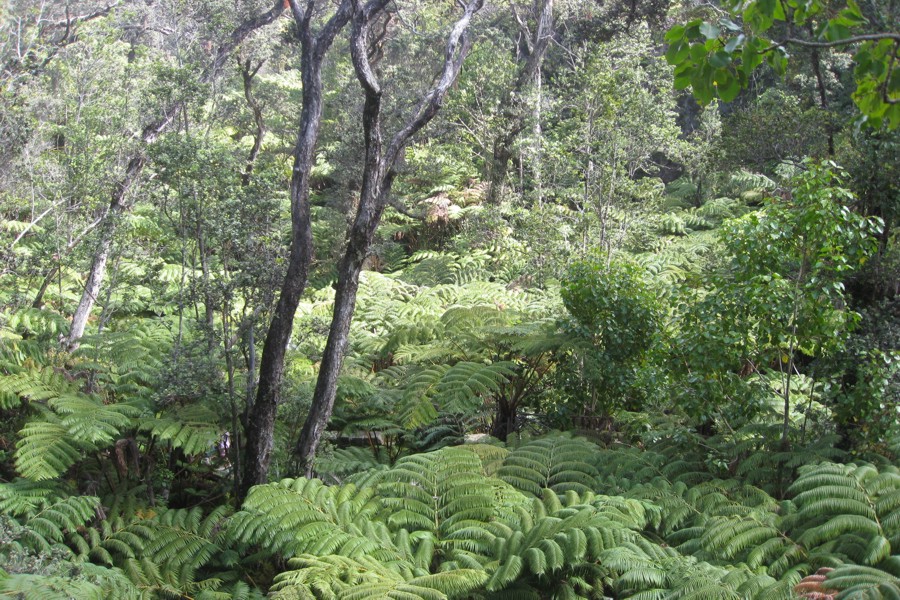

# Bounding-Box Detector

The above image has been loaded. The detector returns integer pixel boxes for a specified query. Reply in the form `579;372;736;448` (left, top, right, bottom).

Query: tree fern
497;434;600;497
0;563;139;600
376;447;496;558
462;443;509;477
788;463;900;567
229;478;387;560
315;446;393;482
1;307;70;339
825;564;900;599
397;361;515;428
0;368;75;406
694;197;746;222
75;321;170;390
725;170;777;201
142;403;224;457
0;480;99;554
15;412;87;481
270;554;488;600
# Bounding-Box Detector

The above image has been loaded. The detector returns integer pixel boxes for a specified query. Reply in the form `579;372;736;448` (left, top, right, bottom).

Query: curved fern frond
497;434;600;497
789;463;900;566
229;478;388;560
826;564;900;600
142;404;223;456
15;414;86;481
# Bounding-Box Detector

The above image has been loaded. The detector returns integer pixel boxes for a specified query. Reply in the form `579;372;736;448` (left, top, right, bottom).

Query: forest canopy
1;0;899;598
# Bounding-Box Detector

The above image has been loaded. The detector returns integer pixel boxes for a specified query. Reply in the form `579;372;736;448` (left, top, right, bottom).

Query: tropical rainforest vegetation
1;0;899;598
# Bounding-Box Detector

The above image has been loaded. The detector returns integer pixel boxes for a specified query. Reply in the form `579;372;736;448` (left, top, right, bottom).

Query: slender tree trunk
240;59;266;186
810;47;834;155
294;0;483;476
244;324;257;414
295;209;381;475
806;24;833;156
532;65;543;205
239;0;353;499
65;156;142;350
63;1;286;350
195;193;218;351
485;0;553;204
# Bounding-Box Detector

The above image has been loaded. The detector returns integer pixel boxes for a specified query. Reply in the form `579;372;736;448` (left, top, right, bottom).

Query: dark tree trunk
240;59;266;187
810;46;834;155
294;0;484;476
491;399;517;442
239;0;353;499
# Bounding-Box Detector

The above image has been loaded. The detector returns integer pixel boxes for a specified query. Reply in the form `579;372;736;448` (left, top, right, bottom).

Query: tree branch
779;32;900;48
208;0;287;81
49;1;122;29
385;0;484;168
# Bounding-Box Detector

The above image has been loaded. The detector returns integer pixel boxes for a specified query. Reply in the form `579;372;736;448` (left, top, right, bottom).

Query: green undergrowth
4;432;900;599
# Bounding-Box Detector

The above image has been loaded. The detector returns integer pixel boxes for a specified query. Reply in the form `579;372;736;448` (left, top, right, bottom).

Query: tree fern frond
15;415;86;481
2;307;70;339
826;564;900;599
50;391;134;445
230;478;386;560
142;404;223;456
378;448;495;550
497;435;600;497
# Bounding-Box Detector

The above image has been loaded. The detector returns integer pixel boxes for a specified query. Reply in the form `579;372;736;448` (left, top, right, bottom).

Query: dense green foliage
1;0;898;598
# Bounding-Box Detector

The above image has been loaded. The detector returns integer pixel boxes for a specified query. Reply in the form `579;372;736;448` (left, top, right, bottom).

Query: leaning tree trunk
294;0;484;476
63;0;286;350
239;0;353;500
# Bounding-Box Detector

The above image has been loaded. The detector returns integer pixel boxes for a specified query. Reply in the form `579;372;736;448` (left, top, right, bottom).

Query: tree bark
63;0;286;350
485;0;553;204
491;398;517;441
240;59;267;186
809;47;834;155
239;0;353;499
294;0;484;476
65;155;145;349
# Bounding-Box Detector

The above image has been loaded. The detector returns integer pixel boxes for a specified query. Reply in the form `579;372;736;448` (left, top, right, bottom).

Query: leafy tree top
667;0;900;128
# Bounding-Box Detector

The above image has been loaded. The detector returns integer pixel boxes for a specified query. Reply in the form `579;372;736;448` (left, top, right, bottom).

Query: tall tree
293;0;485;476
243;0;486;495
240;0;354;498
485;0;554;204
63;0;287;350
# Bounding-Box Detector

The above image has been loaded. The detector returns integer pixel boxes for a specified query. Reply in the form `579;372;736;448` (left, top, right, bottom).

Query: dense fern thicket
2;0;900;598
8;430;900;599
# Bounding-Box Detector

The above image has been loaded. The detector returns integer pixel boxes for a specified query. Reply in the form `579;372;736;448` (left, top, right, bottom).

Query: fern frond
230;478;386;560
142;404;223;456
497;434;600;497
15;415;86;481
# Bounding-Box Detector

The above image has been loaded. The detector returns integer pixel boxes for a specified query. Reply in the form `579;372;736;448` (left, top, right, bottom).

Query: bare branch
207;0;287;81
9;198;65;249
781;32;900;48
513;0;553;90
388;197;427;220
49;1;121;28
